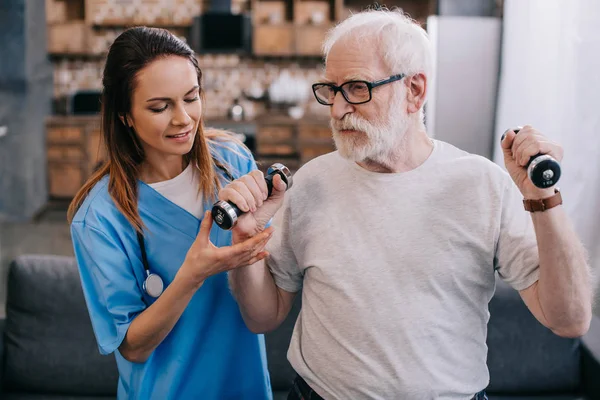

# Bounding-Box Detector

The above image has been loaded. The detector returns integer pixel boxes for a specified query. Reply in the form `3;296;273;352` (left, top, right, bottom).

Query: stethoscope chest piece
143;270;164;298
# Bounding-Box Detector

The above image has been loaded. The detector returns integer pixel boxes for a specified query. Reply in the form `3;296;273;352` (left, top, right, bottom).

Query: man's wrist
523;188;562;212
522;187;556;200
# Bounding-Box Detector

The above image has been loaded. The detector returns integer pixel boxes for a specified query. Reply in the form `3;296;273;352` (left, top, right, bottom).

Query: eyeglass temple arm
369;74;406;89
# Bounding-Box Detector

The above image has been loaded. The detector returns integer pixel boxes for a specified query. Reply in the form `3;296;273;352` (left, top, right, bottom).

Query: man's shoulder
284;151;344;203
433;139;508;179
293;150;343;180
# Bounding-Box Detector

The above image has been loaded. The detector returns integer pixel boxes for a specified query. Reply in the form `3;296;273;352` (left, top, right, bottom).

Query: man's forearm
531;205;593;336
229;259;286;333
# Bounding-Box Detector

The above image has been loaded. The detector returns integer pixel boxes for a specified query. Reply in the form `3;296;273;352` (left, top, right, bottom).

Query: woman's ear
119;113;132;128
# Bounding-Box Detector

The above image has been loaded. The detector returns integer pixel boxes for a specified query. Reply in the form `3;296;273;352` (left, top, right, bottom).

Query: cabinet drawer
48;163;84;198
253;25;294;56
48;127;83;143
47;22;89;54
300;143;335;163
257;143;296;156
254;1;287;24
294;1;330;25
47;145;84;162
86;0;136;26
298;125;331;141
87;128;107;171
294;25;329;56
257;126;294;143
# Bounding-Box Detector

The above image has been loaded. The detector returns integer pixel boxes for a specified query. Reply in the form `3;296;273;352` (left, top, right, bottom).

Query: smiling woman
65;27;274;400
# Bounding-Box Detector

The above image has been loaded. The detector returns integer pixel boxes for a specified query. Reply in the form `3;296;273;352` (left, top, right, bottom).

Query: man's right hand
217;170;287;242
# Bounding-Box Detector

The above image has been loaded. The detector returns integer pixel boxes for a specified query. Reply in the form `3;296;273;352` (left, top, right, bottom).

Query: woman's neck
139;153;187;184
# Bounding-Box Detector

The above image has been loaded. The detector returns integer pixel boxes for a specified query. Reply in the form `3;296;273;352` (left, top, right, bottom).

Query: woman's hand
177;210;274;287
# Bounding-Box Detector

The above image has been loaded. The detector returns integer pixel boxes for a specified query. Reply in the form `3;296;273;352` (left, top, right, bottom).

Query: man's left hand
501;125;564;199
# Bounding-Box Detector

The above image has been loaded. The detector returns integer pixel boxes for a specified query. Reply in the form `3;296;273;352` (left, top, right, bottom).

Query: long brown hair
67;26;242;232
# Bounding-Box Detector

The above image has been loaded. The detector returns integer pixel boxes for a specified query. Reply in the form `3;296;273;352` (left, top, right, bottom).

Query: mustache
331;115;369;132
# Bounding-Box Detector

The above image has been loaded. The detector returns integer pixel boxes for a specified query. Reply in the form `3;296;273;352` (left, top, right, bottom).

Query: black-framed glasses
312;74;405;106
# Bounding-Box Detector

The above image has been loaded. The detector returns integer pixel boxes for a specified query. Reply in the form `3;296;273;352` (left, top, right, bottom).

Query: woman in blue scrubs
67;27;278;399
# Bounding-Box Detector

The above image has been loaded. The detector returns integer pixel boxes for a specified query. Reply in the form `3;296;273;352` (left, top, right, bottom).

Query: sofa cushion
272;391;290;400
486;278;580;394
3;255;118;395
488;396;585;400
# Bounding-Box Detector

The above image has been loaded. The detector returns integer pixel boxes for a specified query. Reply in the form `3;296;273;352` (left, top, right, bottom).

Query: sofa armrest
582;314;600;398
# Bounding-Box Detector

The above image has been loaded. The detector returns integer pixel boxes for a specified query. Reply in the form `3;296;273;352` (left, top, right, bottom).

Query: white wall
427;16;502;159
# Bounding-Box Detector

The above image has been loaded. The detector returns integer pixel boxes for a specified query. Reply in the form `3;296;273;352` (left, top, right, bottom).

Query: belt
293;375;488;400
293;375;325;400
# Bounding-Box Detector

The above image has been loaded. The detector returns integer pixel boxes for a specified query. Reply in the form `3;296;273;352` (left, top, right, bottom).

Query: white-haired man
221;9;593;400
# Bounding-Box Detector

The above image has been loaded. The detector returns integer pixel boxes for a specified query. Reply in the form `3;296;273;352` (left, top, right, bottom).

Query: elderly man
222;9;593;400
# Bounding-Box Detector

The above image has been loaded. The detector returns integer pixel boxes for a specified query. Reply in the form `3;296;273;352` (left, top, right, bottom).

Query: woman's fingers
218;228;273;268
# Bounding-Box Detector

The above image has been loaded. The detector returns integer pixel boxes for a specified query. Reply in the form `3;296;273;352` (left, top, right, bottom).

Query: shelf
46;114;330;127
47;115;100;126
48;52;106;60
90;23;191;28
48;51;324;63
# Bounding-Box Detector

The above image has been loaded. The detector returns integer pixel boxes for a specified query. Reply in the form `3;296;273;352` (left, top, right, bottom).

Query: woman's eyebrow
146;85;199;102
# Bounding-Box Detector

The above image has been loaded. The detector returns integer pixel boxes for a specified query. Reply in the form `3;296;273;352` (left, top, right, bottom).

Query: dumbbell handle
214;175;277;227
512;128;561;188
211;163;293;230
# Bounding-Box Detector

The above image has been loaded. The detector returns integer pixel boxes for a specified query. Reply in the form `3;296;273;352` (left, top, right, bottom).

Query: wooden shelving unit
251;0;344;56
44;0;439;198
44;115;332;198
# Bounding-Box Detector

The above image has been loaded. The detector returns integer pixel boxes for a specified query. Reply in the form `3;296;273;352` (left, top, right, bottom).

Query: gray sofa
0;255;598;399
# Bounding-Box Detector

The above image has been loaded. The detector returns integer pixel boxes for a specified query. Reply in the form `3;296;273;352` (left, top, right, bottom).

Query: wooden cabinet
258;125;294;142
47;22;90;54
298;125;331;141
255;116;333;165
85;0;201;27
253;25;295;56
254;1;288;24
294;25;330;56
46;117;106;199
46;0;85;24
299;142;335;163
48;163;85;198
298;125;335;162
45;114;332;198
294;1;331;25
251;0;342;56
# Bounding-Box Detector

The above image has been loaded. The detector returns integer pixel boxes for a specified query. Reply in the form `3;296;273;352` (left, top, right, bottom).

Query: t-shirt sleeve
494;177;540;291
71;221;146;355
265;195;303;293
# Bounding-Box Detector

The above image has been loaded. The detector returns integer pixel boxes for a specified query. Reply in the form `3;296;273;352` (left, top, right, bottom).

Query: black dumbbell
211;163;293;230
510;127;561;188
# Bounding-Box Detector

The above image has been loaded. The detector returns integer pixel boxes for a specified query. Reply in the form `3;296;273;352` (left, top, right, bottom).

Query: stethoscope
137;160;235;298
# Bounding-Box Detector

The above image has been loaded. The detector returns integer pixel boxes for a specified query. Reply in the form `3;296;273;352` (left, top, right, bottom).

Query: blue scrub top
70;142;273;400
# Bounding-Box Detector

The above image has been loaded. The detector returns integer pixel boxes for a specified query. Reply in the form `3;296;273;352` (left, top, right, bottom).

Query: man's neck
357;126;433;174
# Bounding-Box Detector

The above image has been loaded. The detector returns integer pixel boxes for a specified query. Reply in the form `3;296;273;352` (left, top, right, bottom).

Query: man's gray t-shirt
266;140;540;399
